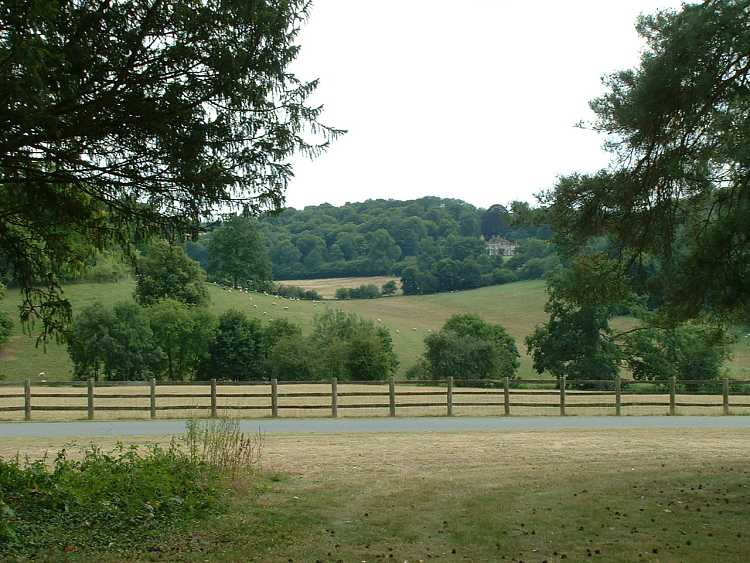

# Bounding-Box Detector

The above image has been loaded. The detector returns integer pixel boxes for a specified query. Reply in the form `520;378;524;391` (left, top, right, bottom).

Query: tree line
67;240;398;382
181;199;559;297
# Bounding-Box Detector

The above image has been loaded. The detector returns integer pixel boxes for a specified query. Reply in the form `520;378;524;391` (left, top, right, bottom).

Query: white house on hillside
485;236;517;257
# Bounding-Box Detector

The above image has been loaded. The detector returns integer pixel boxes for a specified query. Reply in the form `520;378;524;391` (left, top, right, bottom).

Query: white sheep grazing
283;306;289;310
263;311;268;315
396;329;400;334
376;318;382;323
253;304;258;308
412;327;417;331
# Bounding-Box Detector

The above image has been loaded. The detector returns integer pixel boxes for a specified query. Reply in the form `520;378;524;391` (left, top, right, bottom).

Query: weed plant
0;418;262;557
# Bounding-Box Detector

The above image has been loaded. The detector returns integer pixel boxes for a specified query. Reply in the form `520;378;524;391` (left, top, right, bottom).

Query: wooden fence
1;376;749;421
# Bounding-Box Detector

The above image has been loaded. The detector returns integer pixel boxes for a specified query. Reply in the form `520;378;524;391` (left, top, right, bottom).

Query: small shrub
0;443;224;556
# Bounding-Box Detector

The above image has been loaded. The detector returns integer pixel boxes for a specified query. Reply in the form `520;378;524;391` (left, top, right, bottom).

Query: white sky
285;0;685;210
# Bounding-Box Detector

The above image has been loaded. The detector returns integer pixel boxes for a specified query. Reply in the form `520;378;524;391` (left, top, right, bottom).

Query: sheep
283;306;289;310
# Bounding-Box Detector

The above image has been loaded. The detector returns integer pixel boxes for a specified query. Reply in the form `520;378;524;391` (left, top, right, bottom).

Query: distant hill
185;196;557;294
259;196;551;279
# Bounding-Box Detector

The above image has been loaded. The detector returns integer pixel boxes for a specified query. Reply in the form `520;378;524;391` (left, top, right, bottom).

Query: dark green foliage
336;284;381;299
0;0;339;338
381;280;398;295
80;250;131;284
623;322;733;384
527;254;734;383
545;0;750;320
266;336;317;381
264;310;398;381
526;255;629;382
147;299;216;381
418;314;519;383
203;310;267;381
481;204;510;239
309;309;399;381
67;302;159;381
0;284;12;346
135;240;209;307
207;216;272;289
274;284;321;300
0;312;11;347
257;197;551;287
0;444;222;557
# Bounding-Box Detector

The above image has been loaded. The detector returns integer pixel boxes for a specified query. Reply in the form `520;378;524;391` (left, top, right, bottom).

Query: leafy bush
0;443;224;557
381;280;398;295
0;310;11;348
273;284;321;300
81;250;131;283
336;284;381;299
202;309;267;380
268;310;398;381
147;299;216;380
416;314;519;383
135;240;209;306
623;322;733;386
68;301;160;381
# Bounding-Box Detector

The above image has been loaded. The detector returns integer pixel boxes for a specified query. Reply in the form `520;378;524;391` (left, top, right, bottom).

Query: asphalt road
1;416;750;438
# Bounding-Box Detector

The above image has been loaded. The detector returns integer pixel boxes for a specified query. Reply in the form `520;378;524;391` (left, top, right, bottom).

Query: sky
285;0;685;211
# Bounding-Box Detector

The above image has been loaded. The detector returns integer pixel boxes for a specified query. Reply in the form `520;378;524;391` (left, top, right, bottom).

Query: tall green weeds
0;418;262;557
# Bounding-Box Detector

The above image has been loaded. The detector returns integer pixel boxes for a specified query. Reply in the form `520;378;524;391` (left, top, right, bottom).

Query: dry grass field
2;427;750;561
278;275;401;298
2;381;750;421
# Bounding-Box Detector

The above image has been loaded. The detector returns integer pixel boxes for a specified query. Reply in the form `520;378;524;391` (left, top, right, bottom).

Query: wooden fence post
503;377;510;416
150;378;156;419
87;378;94;420
389;377;396;417
271;379;279;417
24;379;31;421
723;378;730;416
210;379;217;418
331;377;338;418
615;375;622;416
447;376;453;417
669;376;676;416
559;375;566;416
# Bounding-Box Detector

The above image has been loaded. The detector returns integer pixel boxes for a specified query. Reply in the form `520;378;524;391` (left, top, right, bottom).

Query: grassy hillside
1;279;748;383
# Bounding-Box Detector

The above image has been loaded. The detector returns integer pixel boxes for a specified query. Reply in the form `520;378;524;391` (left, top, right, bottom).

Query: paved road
1;416;750;438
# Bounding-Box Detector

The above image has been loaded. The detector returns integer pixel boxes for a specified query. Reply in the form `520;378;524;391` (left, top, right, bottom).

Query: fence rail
1;375;749;421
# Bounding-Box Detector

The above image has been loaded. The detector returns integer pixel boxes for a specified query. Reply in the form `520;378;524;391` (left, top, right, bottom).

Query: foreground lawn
3;428;749;561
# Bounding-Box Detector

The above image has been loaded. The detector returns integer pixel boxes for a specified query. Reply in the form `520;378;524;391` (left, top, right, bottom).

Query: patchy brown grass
3;428;750;562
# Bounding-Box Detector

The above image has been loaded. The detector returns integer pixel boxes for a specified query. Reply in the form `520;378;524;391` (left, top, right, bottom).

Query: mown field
2;427;750;561
1;278;748;383
279;275;401;298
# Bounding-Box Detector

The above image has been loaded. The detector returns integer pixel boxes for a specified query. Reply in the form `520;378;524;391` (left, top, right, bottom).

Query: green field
1;279;748;382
